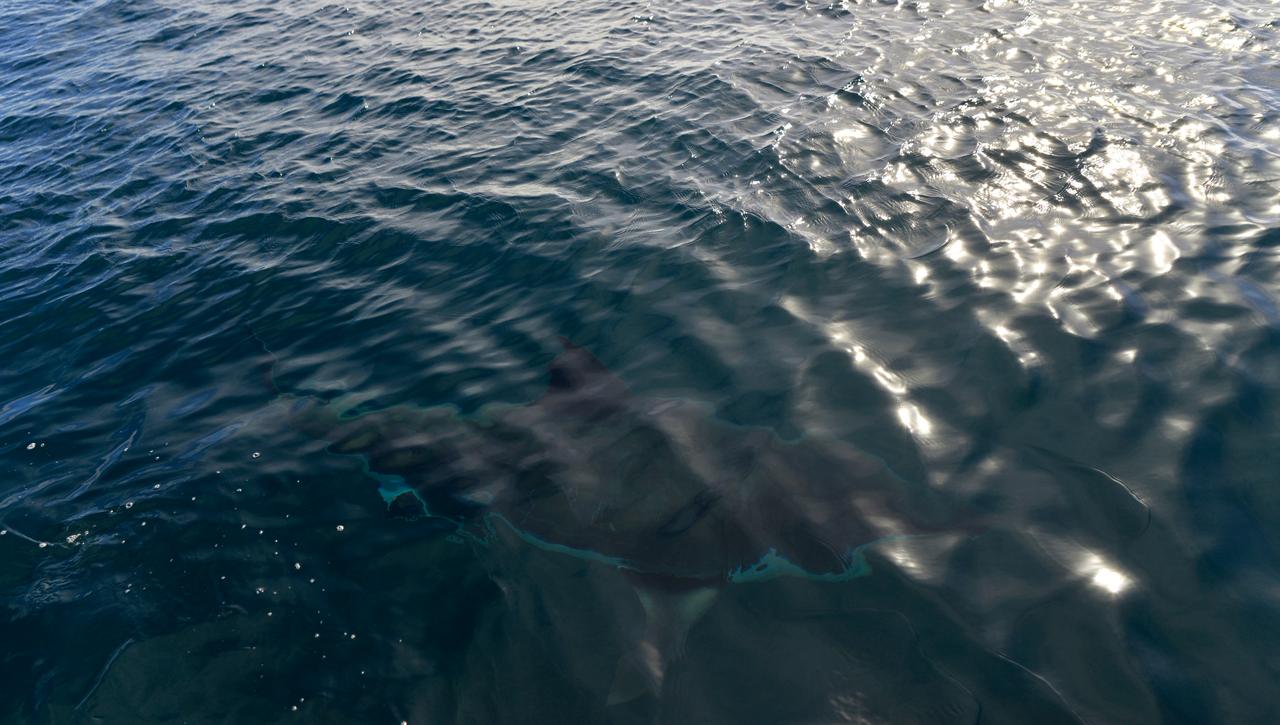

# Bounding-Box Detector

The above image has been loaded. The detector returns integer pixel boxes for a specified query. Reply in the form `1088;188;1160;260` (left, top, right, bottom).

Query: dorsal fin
545;338;629;402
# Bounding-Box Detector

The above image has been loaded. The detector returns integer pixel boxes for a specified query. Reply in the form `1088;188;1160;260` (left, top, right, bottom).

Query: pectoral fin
607;583;718;705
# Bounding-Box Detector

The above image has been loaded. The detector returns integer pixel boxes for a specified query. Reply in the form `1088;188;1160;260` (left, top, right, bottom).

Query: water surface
2;0;1280;722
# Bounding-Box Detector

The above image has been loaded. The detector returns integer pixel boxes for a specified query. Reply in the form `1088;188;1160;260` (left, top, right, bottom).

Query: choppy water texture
3;0;1280;722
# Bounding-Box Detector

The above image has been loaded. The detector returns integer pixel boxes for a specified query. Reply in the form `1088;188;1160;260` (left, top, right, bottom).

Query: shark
268;338;973;703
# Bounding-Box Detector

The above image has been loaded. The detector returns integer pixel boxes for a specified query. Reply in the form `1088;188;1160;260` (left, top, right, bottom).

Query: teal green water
3;0;1280;722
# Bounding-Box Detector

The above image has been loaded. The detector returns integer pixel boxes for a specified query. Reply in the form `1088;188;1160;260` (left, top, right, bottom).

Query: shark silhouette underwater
269;339;974;702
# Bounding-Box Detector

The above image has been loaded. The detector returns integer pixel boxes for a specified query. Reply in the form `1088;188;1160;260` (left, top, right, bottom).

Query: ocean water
2;0;1280;722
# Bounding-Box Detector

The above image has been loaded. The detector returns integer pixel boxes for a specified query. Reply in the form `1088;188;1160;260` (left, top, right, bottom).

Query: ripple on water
0;0;1279;721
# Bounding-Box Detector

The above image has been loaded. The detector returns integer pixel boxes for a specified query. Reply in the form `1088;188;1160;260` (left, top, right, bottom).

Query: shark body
276;340;971;701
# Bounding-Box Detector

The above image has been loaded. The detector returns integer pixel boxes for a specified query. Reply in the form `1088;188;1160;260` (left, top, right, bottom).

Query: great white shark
265;338;976;703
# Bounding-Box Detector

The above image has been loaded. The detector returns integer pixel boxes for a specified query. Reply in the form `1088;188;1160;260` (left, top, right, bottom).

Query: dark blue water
3;0;1280;722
